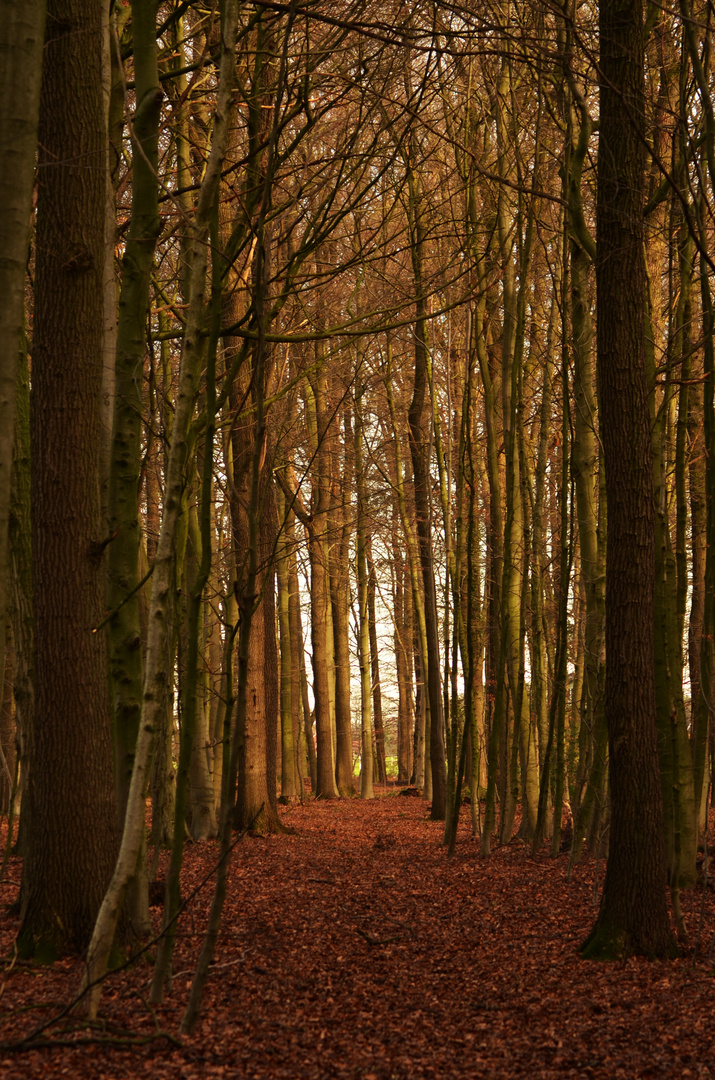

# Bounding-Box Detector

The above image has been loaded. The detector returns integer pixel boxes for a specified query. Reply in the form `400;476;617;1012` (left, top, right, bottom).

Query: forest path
1;793;714;1078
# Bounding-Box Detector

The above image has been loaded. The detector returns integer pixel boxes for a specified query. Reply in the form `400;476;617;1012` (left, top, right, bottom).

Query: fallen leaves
1;795;715;1077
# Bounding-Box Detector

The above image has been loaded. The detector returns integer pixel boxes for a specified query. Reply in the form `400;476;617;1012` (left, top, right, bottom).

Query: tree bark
83;0;239;1013
367;538;387;785
19;0;118;959
0;0;45;710
581;0;675;960
355;387;374;799
106;0;162;929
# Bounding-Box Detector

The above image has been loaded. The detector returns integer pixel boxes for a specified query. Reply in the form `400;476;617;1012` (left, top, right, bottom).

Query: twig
0;1032;181;1053
170;953;245;982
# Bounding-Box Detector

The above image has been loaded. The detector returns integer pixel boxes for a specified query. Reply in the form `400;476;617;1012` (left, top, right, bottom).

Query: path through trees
1;797;714;1075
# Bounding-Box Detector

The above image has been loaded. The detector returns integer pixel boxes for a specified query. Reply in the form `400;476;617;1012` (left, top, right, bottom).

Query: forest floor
1;793;715;1079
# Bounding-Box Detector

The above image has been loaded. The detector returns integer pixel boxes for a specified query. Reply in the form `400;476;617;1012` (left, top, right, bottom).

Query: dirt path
1;795;714;1078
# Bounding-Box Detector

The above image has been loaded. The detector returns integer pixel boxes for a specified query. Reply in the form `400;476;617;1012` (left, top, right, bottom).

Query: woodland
1;0;715;1071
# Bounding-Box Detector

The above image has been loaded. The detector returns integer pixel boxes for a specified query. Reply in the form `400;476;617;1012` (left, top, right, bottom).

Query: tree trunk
19;0;118;959
393;498;414;784
0;616;15;814
186;500;218;841
304;366;338;800
0;0;45;710
330;404;355;797
581;0;675;960
83;0;239;1013
286;518;316;793
355;388;374;799
10;351;33;858
276;482;297;801
106;0;162;928
367;538;387;785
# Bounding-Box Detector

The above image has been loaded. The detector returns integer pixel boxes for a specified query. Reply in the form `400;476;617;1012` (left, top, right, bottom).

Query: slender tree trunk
330;404;355;796
393;498;413;784
186;501;218;841
0;0;45;706
385;350;430;791
106;0;162;930
10;350;33;859
0;616;15;814
355;388;374;799
301;364;339;800
82;0;239;1013
367;538;387;785
286;518;316;792
276;482;297;801
405;144;447;820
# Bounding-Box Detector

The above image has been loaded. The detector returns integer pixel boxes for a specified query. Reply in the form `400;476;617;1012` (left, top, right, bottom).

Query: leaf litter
1;794;714;1078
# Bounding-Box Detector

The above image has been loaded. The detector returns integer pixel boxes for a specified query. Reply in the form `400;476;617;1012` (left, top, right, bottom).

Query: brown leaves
1;797;715;1077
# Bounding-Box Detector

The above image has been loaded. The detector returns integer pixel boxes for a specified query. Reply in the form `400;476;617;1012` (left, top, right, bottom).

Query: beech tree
18;0;119;959
581;0;676;960
0;0;45;759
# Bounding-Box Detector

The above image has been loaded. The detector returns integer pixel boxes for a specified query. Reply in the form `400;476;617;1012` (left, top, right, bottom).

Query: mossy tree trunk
106;0;162;932
83;0;239;1014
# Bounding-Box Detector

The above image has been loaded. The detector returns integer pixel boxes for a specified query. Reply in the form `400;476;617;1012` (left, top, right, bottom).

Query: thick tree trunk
19;0;118;959
581;0;675;960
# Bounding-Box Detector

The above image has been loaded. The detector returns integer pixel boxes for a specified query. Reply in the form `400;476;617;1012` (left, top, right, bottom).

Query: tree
0;0;45;747
580;0;676;960
106;0;162;928
83;0;240;1013
18;0;118;959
